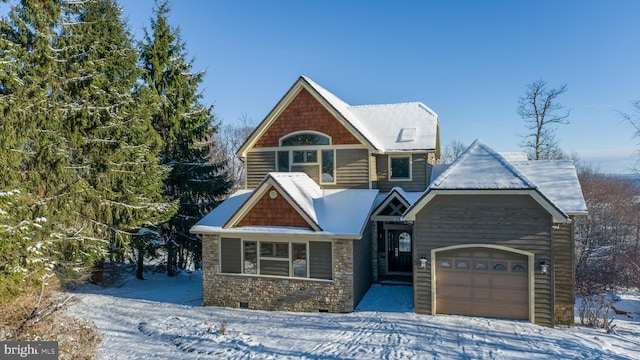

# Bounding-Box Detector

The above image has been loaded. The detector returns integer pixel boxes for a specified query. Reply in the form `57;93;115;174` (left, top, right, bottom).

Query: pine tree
57;0;176;279
0;0;70;293
139;0;232;275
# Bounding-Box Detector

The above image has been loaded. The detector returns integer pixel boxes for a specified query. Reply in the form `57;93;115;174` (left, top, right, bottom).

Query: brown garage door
435;247;529;320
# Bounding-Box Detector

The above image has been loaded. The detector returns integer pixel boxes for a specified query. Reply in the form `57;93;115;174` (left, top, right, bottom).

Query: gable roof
371;187;423;221
405;139;587;222
237;76;439;157
190;172;379;238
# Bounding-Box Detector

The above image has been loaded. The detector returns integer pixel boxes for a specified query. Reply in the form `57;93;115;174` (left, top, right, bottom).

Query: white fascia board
403;189;570;223
236;82;306;158
223;176;321;231
190;226;361;240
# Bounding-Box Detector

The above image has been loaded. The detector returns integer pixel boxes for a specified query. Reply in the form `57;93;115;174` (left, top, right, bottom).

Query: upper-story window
278;132;335;184
281;133;330;146
389;155;412;181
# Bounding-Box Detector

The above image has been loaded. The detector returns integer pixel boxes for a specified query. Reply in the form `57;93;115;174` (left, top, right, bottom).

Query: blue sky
4;1;640;173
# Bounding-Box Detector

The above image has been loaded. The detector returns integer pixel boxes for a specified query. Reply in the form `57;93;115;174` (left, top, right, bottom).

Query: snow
191;173;379;237
69;270;640;360
301;76;439;152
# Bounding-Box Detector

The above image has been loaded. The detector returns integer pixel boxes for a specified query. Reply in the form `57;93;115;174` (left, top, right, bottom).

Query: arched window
280;132;330;146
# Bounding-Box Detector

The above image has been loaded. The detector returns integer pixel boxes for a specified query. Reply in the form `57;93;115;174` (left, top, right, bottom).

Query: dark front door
387;229;412;272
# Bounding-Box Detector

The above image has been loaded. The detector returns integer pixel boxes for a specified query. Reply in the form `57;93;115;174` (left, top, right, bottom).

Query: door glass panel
512;264;526;272
439;260;451;268
474;261;488;270
493;263;507;271
398;232;411;252
455;260;469;269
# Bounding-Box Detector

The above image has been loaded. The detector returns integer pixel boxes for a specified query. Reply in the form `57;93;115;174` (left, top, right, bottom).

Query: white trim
279;130;332;146
249;144;367;152
224;178;322;231
431;244;535;323
233;238;333;281
236;78;378;158
192;228;362;240
388;154;413;182
371;190;411;221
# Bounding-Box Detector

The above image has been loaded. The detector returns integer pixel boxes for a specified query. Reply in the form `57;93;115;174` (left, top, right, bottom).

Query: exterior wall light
419;257;428;269
540;260;549;275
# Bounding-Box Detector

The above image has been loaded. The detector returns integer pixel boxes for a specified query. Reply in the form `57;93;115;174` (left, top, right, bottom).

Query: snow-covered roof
302;76;439;152
430;140;537;190
190;172;379;238
348;103;438;151
511;160;587;215
237;76;439;156
406;139;587;221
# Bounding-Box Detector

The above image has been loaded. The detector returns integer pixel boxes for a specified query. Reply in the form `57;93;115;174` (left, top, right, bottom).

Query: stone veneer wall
202;234;356;313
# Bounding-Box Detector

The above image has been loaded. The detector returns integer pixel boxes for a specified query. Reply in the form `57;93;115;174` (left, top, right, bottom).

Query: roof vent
399;128;416;142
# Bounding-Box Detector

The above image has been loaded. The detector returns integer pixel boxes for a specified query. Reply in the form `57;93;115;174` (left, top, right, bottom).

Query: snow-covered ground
69;270;640;359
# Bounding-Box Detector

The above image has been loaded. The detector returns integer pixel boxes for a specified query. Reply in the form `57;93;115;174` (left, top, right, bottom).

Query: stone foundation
201;234;355;313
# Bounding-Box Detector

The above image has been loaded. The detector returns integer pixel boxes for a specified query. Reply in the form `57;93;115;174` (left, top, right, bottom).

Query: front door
387;229;412;272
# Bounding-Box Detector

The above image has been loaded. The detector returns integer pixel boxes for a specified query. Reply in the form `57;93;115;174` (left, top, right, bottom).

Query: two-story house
191;76;587;327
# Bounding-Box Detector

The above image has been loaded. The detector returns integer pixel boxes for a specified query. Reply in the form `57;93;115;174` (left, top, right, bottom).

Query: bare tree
438;140;467;164
619;100;640;171
517;79;570;160
211;113;256;188
575;166;640;329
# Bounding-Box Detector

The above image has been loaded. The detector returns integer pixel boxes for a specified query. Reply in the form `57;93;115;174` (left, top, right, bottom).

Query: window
512;264;526;272
456;260;469;269
277;151;289;172
321;150;334;183
293;150;318;163
474;261;488;270
292;243;307;278
244;241;257;274
390;156;411;180
398;232;411;252
439;260;452;268
238;241;329;279
493;263;507;271
281;133;330;146
276;132;335;184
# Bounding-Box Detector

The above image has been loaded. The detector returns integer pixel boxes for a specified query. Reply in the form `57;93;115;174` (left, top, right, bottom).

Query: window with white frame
389;155;411;180
236;239;333;280
277;132;335;184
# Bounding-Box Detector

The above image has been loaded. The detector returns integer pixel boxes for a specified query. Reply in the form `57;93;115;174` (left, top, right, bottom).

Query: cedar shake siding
376;153;431;192
236;186;311;229
254;89;360;148
413;194;556;327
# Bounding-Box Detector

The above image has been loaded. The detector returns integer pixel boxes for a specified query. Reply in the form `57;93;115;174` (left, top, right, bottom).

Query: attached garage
434;246;532;321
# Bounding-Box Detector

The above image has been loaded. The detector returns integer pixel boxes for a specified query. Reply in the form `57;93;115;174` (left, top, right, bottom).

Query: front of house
191;76;587;327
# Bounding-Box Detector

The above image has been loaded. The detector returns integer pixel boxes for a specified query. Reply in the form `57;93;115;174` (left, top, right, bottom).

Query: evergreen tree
57;0;176;279
139;0;232;275
0;1;79;284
